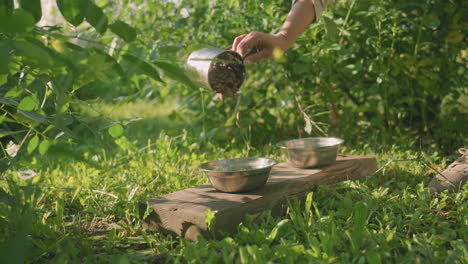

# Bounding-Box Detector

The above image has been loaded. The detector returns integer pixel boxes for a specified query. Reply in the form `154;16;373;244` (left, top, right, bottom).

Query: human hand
232;32;290;64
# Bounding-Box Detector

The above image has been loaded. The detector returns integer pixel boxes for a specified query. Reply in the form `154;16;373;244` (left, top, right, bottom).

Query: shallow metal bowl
277;137;344;168
199;157;277;193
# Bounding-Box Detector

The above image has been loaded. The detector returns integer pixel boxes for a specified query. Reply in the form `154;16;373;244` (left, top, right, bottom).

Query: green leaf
0;96;18;106
0;41;12;74
18;95;38;111
84;1;108;34
0;129;26;138
0;8;35;33
153;60;195;87
204;209;217;233
109;20;137;42
19;110;46;123
122;54;163;83
267;219;290;243
0;0;13;11
50;114;76;138
0;57;9;74
0;116;15;124
64;42;86;51
108;124;124;138
87;53;112;70
18;0;42;23
0;186;17;206
322;16;339;41
27;135;39;154
423;17;440;29
90;48;125;77
51;113;73;127
56;0;84;26
446;31;463;44
366;251;382;264
39;139;50;155
14;40;55;69
98;121;118;130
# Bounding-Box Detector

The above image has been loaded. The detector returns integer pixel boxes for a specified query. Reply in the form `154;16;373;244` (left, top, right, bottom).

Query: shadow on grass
124;116;187;143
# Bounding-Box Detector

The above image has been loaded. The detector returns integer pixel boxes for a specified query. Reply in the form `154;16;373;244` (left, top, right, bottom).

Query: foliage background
108;0;467;151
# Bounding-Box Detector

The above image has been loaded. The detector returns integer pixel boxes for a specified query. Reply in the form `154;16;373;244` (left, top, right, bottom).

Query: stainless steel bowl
277;137;344;168
199;157;277;193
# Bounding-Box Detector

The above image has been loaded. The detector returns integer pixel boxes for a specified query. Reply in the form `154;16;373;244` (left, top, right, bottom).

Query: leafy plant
284;0;467;149
112;0;467;151
0;0;193;170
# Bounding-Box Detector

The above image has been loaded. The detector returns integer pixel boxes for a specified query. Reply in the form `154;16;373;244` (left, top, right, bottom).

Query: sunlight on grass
83;98;181;120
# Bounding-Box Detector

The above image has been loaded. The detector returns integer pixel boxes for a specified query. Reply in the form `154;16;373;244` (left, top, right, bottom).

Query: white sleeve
311;0;334;20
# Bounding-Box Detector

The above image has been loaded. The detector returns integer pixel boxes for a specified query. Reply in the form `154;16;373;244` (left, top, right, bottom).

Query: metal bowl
277;137;344;168
199;157;277;193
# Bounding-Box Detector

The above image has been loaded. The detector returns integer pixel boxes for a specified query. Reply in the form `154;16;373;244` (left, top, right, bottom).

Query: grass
0;100;467;263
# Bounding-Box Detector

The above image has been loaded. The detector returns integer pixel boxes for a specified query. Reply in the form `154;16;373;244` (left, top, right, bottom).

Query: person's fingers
237;31;261;57
233;31;280;63
243;48;272;64
232;34;247;53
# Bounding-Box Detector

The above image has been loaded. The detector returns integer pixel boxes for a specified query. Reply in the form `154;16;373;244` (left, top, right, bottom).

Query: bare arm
277;0;316;51
232;0;333;64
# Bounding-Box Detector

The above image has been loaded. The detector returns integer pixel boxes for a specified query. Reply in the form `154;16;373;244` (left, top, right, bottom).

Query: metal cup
185;47;245;94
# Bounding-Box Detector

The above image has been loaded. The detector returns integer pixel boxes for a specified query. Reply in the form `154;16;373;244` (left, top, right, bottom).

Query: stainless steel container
277;137;344;168
199;157;277;193
185;47;245;94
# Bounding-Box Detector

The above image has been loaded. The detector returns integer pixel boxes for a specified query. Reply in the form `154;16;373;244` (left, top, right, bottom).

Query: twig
19;128;33;149
34;186;119;199
295;95;327;136
373;158;421;175
372;157;455;188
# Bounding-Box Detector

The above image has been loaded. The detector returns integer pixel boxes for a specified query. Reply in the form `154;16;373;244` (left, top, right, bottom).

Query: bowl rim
276;137;344;150
198;157;278;173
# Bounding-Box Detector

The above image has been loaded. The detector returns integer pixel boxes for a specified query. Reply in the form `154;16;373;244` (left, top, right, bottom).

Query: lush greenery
1;0;467;263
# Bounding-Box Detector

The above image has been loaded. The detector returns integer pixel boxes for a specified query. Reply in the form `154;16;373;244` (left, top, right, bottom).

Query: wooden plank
139;155;377;241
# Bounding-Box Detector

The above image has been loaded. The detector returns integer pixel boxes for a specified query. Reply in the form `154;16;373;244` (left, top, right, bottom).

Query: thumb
243;49;272;65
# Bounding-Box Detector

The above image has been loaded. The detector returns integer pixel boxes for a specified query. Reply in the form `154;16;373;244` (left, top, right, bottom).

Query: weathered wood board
139;155;377;241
